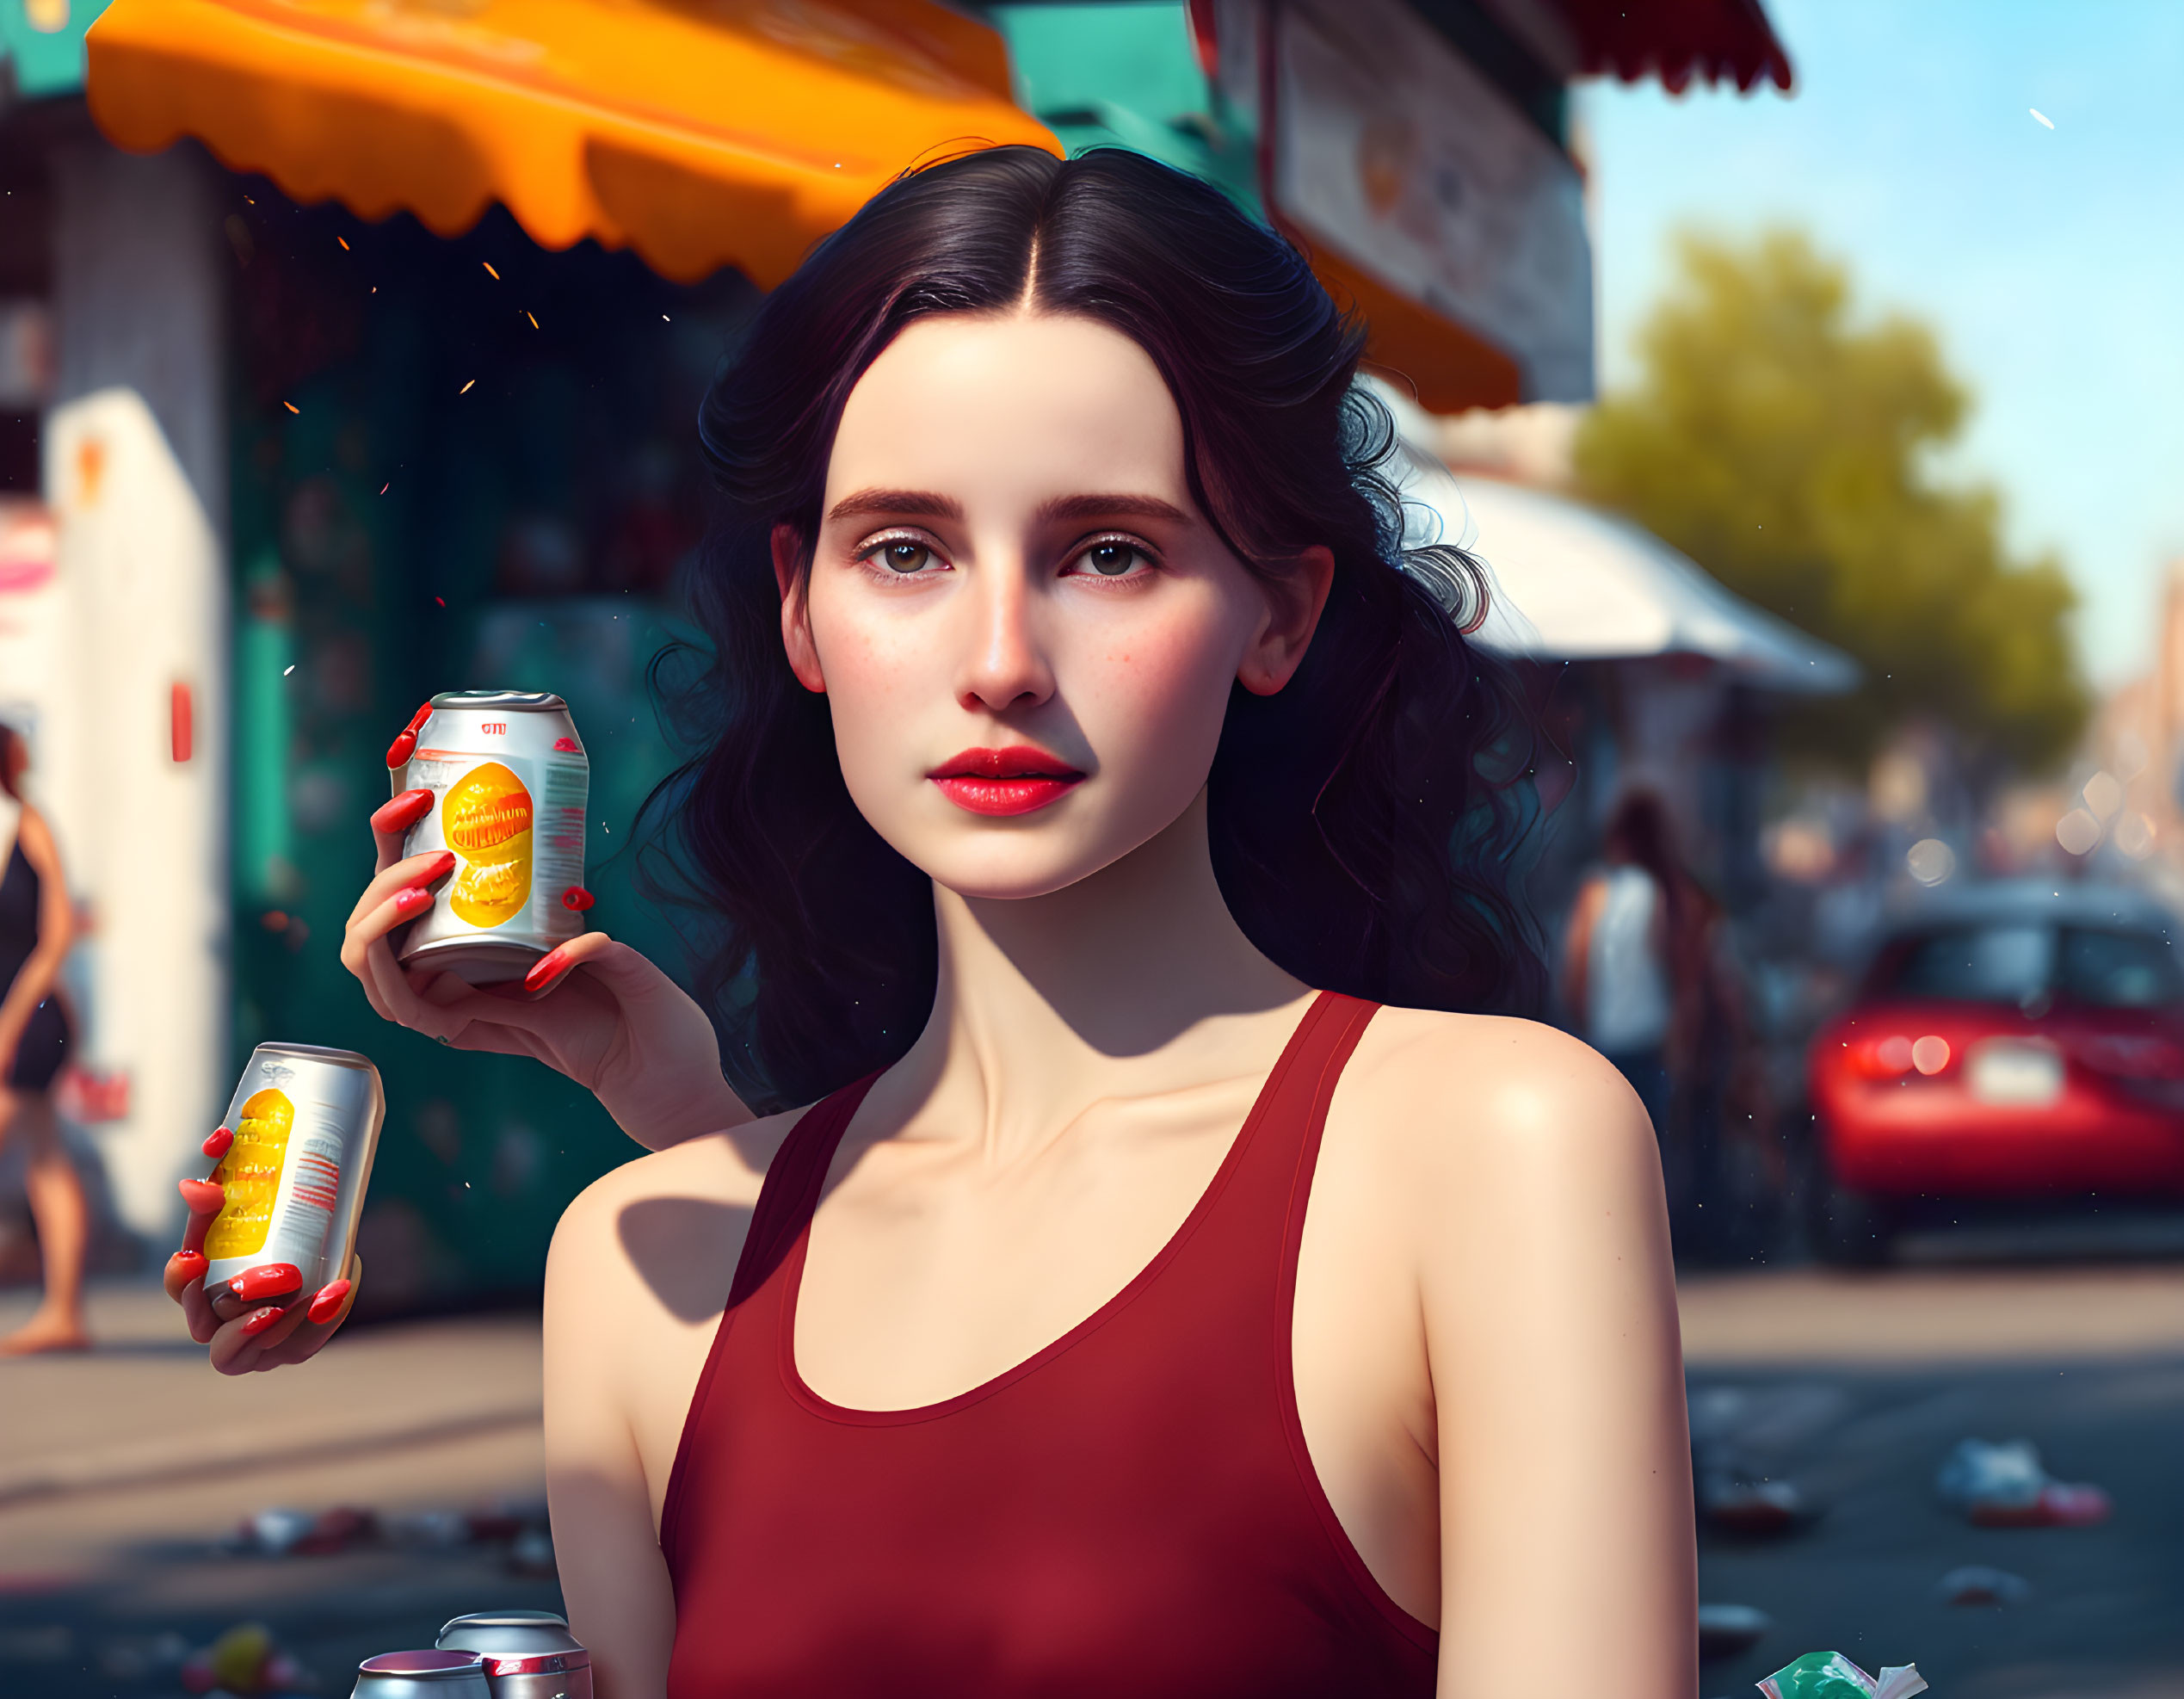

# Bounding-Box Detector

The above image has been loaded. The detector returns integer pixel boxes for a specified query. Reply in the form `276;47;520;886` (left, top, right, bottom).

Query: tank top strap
1205;990;1379;1261
727;1071;883;1310
1268;991;1379;1143
663;1072;885;1560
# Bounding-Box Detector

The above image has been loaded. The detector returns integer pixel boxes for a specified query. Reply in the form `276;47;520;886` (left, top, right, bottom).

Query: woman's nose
953;565;1055;713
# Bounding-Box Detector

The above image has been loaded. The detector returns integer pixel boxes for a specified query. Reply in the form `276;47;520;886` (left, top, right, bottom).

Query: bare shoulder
14;803;61;870
558;1108;793;1223
1336;1006;1659;1214
547;1106;808;1319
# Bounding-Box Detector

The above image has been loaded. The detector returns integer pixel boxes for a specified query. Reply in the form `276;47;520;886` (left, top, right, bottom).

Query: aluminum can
393;690;589;985
437;1611;592;1699
203;1043;384;1309
352;1650;492;1699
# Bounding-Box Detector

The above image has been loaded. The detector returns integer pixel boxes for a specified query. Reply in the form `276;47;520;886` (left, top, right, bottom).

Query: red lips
929;745;1084;817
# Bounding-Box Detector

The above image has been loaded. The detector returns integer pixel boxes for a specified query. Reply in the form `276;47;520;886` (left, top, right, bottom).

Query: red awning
1563;0;1793;93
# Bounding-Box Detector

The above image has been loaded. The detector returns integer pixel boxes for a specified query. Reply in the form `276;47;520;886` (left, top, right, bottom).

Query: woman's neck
890;789;1309;1158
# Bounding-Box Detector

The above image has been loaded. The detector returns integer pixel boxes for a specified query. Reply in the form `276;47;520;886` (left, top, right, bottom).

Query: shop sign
1259;0;1592;402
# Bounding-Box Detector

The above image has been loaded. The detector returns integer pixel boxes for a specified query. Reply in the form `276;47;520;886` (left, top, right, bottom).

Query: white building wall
42;143;229;1242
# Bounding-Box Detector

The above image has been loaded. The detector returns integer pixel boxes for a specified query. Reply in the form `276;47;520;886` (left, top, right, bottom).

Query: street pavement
1681;1227;2184;1698
3;1236;2181;1697
1686;1358;2184;1699
1;1283;558;1696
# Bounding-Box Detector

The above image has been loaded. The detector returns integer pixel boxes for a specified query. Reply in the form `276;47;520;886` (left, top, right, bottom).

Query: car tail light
1836;1032;1953;1079
1840;1034;1916;1078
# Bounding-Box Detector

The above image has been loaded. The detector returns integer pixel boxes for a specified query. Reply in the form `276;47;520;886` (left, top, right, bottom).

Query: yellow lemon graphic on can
206;1087;294;1259
444;761;534;927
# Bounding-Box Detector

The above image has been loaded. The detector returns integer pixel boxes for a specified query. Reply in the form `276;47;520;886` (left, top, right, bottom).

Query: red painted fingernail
393;887;432;918
201;1126;233;1159
371;788;433;833
179;1177;225;1213
170;1250;207;1282
386;730;417;768
523;944;573;992
242;1306;283;1337
307;1279;353;1325
405;701;435;734
560;886;594;911
229;1263;302;1303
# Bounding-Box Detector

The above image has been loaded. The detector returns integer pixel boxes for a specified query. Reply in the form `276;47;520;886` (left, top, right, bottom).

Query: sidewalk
0;1282;545;1579
10;1257;2184;1576
1678;1263;2184;1366
8;1264;2184;1696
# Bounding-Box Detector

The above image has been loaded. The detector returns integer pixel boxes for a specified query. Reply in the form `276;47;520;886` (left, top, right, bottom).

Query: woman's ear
1237;546;1335;698
773;524;826;695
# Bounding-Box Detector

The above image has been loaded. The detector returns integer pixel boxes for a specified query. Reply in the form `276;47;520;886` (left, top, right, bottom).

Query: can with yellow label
392;691;589;985
202;1043;384;1310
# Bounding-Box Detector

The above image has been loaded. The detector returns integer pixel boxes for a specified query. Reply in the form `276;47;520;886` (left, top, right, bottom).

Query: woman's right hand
163;1165;359;1372
339;780;750;1152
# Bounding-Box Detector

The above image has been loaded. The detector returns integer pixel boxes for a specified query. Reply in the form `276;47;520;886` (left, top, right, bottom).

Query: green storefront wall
987;2;1259;212
0;0;110;99
223;187;756;1308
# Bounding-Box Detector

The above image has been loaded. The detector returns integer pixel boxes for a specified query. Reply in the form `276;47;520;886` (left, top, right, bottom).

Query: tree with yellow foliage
1576;230;2086;772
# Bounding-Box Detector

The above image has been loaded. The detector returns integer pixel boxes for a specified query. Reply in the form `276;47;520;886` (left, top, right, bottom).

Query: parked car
1805;880;2184;1262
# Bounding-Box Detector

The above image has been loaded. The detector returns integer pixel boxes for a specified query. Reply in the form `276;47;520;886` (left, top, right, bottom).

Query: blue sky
1582;0;2184;687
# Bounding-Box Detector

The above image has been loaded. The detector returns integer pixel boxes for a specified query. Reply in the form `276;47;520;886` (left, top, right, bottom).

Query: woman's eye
873;541;935;574
1072;541;1149;578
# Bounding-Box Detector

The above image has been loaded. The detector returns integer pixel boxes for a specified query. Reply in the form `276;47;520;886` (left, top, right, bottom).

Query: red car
1806;881;2184;1262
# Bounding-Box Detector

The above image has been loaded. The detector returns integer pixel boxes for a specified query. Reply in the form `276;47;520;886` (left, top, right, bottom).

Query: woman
1564;791;1747;1238
0;723;88;1355
171;148;1691;1695
1562;792;1682;1134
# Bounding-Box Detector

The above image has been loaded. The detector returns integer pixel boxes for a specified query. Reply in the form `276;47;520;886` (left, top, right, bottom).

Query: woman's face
782;311;1329;902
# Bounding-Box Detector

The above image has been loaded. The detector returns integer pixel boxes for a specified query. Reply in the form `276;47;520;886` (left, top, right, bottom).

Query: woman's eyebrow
826;491;1192;526
826;488;965;523
1034;493;1192;526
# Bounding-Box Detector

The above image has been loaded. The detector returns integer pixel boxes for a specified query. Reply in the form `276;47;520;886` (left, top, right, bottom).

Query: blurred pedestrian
0;725;86;1354
1564;791;1749;1244
1564;792;1679;1130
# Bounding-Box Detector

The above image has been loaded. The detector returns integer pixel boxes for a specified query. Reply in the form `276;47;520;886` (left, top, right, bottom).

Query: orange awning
86;0;1059;287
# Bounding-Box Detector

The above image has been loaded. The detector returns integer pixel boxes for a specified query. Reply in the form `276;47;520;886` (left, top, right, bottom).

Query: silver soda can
203;1043;384;1309
353;1651;493;1699
437;1611;592;1699
393;690;589;985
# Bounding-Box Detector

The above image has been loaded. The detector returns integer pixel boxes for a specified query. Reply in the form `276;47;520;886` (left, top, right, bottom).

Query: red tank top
660;991;1437;1696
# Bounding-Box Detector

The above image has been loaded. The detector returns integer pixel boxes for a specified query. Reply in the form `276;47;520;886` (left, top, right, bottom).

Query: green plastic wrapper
1758;1651;1928;1699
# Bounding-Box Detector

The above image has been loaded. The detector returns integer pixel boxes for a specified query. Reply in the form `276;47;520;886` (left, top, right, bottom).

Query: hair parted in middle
640;145;1545;1112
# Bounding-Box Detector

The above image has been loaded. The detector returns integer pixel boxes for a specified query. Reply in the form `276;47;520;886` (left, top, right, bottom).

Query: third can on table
393;691;589;985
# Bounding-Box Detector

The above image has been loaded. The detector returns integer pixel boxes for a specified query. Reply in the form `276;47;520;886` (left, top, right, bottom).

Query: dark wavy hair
640;145;1544;1112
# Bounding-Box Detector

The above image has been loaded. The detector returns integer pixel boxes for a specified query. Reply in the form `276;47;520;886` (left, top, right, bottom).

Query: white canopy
1376;393;1859;693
